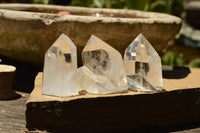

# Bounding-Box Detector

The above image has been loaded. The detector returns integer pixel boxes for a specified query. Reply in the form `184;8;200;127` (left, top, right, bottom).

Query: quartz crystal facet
78;66;117;94
124;34;162;90
82;35;128;93
42;34;78;96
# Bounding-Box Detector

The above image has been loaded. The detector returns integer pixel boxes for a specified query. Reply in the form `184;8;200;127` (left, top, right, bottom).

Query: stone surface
0;4;181;66
82;35;128;92
78;66;117;94
26;66;200;132
124;34;162;90
0;64;17;100
42;34;78;97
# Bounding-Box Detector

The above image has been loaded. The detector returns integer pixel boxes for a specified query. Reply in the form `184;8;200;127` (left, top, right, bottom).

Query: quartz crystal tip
82;35;128;92
124;33;163;90
42;34;78;97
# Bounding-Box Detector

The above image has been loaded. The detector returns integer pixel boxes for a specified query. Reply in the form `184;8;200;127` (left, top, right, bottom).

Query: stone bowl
0;4;182;66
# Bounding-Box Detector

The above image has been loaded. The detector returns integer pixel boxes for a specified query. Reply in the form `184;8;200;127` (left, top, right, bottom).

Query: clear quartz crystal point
82;35;128;92
42;34;78;96
124;33;163;90
78;66;117;94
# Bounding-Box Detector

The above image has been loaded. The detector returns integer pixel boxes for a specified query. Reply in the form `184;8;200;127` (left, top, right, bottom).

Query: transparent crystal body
78;66;117;94
82;35;128;92
42;34;78;96
124;34;162;90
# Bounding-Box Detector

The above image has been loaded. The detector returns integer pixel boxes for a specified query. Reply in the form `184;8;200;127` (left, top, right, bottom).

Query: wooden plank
26;67;200;132
163;66;200;91
0;92;29;133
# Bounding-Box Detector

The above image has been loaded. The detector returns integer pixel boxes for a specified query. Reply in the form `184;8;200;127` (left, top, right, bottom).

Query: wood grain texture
26;67;200;132
0;92;29;133
1;67;200;133
0;91;200;133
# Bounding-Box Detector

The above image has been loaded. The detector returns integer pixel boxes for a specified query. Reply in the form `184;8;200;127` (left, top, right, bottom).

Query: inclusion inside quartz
124;34;163;91
80;35;128;94
42;34;78;97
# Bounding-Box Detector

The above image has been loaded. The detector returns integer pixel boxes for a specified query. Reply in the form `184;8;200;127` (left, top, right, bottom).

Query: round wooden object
0;64;17;100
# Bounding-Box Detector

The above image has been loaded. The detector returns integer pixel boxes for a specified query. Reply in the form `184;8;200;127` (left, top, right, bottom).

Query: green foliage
32;0;49;4
150;1;170;13
32;0;186;17
32;0;43;4
175;53;187;67
149;0;186;16
161;52;186;67
162;52;200;68
70;0;186;17
124;0;151;11
70;0;94;7
189;59;200;68
70;0;151;11
161;52;175;66
170;0;184;17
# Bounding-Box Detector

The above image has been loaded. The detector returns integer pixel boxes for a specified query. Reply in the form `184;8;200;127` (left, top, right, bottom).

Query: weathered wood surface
1;66;200;133
0;92;200;133
26;67;200;133
0;92;29;133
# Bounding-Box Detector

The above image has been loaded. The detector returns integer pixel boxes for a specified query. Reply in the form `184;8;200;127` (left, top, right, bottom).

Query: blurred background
1;0;200;68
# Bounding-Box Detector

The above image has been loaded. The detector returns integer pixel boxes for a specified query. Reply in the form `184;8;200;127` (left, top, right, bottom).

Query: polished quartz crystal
124;34;162;90
42;34;78;96
82;35;128;92
78;66;117;94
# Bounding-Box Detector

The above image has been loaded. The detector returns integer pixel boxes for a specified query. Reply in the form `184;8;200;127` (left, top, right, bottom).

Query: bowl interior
0;4;148;19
